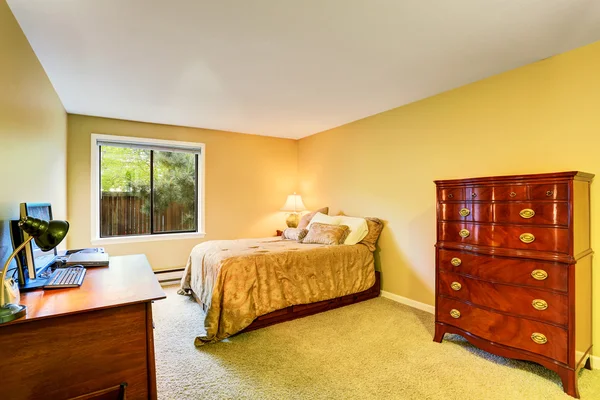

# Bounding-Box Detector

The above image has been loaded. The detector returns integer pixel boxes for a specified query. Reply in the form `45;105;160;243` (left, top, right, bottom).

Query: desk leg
146;302;158;400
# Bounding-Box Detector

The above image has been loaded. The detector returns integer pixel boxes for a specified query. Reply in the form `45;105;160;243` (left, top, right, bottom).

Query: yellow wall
67;115;297;270
0;1;67;266
298;40;600;353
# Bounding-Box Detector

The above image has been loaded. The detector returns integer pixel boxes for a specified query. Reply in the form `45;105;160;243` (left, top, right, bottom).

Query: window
91;134;205;244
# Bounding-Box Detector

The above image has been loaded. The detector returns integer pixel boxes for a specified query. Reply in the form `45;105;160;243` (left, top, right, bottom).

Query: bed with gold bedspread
179;237;376;346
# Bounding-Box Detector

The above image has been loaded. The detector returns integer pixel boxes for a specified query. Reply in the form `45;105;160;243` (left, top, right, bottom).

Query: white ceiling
7;0;600;139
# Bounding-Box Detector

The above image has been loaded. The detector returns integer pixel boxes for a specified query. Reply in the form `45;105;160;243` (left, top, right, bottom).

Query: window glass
152;150;197;233
99;145;199;238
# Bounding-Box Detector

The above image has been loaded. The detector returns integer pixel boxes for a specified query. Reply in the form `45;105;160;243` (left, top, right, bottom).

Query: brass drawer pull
531;269;548;280
510;192;517;198
519;233;535;243
448;193;454;199
459;229;470;238
450;257;462;267
459;208;470;217
451;282;462;291
531;332;547;345
519;209;535;219
450;309;461;319
471;193;477;198
546;190;553;197
532;299;548;311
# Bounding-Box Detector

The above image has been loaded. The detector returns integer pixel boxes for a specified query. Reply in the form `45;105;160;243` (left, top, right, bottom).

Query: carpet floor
154;285;599;399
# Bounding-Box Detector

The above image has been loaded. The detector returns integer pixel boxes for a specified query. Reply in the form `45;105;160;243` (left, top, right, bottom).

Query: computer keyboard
44;266;86;289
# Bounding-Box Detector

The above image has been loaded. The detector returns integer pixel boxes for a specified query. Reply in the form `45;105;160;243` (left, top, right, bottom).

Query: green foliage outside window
101;147;151;194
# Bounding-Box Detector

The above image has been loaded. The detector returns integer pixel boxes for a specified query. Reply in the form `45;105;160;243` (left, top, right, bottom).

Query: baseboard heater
154;267;184;283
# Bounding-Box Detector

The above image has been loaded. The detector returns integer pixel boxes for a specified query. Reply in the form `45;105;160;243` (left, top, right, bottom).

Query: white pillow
306;212;341;229
337;215;369;245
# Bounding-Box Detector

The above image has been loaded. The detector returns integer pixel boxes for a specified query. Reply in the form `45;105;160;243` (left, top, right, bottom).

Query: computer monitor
19;202;58;280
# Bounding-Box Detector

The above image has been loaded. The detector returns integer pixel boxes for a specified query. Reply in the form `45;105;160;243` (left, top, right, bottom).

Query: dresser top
434;171;594;186
2;254;166;326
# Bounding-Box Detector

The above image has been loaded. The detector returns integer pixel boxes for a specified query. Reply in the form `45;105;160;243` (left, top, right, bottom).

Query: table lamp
280;193;306;228
0;216;69;324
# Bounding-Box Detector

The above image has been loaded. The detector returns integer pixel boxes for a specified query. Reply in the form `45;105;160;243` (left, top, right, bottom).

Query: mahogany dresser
433;171;594;398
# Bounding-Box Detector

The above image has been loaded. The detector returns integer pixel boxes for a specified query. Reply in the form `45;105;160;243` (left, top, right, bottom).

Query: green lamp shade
19;217;69;251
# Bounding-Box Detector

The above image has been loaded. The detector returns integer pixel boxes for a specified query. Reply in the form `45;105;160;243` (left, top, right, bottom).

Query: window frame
90;134;206;245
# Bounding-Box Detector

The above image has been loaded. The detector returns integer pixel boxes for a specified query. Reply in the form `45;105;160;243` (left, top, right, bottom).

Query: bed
179;227;381;346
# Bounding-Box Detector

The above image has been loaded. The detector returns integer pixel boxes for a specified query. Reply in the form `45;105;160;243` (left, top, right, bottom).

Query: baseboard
590;355;599;370
154;268;184;283
380;290;435;314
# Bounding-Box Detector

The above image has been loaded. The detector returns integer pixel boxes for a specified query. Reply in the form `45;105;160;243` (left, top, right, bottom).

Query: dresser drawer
462;183;569;201
530;183;569;200
439;202;568;226
437;297;568;364
439;222;570;253
439;187;464;201
438;271;568;325
466;185;527;201
438;250;568;292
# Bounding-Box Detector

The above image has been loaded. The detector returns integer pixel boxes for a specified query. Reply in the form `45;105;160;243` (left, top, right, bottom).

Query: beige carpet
154;285;599;399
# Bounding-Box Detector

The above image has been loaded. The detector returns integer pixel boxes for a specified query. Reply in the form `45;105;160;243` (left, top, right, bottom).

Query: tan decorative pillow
360;217;383;251
302;223;349;245
297;207;329;229
281;228;308;242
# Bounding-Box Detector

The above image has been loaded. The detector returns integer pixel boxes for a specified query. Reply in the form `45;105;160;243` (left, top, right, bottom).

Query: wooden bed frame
239;270;381;333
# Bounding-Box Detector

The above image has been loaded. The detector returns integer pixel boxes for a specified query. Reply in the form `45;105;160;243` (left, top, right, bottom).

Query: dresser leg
433;323;446;343
584;357;592;370
558;367;580;399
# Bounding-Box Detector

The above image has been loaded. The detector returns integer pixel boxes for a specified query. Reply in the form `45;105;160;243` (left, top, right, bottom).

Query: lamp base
285;213;300;228
0;303;27;324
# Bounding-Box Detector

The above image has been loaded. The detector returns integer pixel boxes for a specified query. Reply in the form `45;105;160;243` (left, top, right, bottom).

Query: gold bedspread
179;237;375;345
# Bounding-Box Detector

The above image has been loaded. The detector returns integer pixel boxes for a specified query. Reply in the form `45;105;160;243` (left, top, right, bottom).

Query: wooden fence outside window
100;193;194;237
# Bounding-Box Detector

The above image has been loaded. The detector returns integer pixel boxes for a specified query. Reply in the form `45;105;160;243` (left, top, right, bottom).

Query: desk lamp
0;216;69;324
280;193;306;228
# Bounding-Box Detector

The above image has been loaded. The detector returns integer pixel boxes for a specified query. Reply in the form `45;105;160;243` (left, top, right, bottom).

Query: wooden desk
0;254;166;400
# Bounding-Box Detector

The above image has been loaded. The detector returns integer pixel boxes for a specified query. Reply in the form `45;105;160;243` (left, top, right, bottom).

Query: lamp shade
280;193;306;212
19;216;69;251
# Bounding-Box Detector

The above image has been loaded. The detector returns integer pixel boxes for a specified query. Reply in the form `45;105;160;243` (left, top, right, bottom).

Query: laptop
65;252;110;267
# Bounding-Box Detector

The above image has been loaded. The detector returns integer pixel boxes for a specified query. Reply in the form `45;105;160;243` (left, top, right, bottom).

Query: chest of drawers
433;171;594;398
